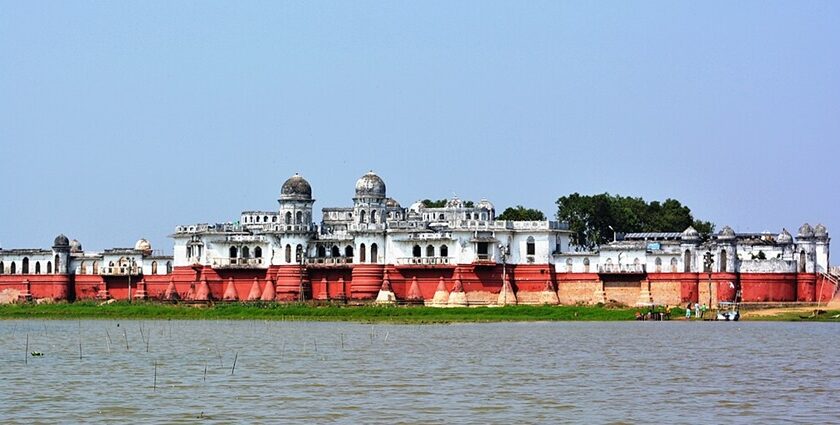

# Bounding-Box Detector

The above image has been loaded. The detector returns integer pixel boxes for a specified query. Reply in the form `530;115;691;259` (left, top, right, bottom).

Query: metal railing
100;266;143;276
306;257;353;265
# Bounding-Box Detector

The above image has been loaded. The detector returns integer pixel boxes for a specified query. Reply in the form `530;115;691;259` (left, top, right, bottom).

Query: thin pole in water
230;351;238;376
25;333;29;365
124;328;129;351
153;361;157;392
203;363;207;383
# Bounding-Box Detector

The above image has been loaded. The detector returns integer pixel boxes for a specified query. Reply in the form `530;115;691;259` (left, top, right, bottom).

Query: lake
0;320;838;424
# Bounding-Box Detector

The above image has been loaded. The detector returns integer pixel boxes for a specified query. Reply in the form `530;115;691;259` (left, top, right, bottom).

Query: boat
716;301;740;321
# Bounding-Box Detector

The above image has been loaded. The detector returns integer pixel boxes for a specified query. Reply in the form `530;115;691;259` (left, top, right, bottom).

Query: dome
477;199;495;210
718;226;735;239
355;171;386;198
408;200;425;213
815;224;827;238
54;234;70;247
681;226;700;240
69;239;82;253
798;223;814;238
134;238;152;252
385;198;401;208
280;173;313;201
777;229;793;244
446;197;464;208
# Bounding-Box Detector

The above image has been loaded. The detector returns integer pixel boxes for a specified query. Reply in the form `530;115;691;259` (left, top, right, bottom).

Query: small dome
280;173;313;201
815;224;827;238
69;239;82;253
54;234;70;247
777;228;793;244
718;226;735;239
681;226;700;240
446;197;464;208
477;199;495;210
134;239;152;252
408;200;425;213
355;171;386;198
385;198;401;208
798;223;814;238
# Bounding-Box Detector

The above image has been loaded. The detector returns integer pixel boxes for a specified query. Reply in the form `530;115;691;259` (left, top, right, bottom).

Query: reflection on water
0;320;838;424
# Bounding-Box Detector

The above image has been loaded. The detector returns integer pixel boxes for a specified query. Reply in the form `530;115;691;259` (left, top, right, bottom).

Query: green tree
421;199;447;208
555;193;714;250
497;205;546;221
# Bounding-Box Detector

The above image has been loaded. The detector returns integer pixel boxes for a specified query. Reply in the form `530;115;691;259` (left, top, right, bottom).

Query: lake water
0;320;837;424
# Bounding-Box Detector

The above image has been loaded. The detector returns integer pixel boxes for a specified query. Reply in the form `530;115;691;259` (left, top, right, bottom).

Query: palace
1;171;837;306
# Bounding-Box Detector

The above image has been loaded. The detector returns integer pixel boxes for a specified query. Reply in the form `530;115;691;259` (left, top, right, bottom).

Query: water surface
0;320;837;424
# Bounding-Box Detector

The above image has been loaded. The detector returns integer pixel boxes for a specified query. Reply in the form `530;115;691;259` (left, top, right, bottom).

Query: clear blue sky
1;1;838;253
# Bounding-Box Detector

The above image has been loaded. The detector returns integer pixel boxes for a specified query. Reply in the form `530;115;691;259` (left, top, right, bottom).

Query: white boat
716;301;740;321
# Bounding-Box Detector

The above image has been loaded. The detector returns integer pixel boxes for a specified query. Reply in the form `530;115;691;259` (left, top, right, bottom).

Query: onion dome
446;197;464;208
718;226;736;240
385;198;401;208
681;226;700;241
798;223;814;238
777;228;793;244
134;238;152;252
53;234;70;248
280;173;313;201
69;239;83;253
814;224;827;239
355;171;386;198
477;199;495;210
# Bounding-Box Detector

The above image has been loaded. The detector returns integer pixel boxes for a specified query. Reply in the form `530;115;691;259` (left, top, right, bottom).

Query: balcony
473;254;496;265
395;257;455;268
598;264;646;274
211;257;265;269
100;266;143;276
305;257;353;268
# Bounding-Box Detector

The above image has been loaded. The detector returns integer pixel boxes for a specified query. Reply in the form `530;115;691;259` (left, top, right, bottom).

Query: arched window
166;261;172;273
360;210;367;223
263;215;268;223
371;210;378;224
254;247;262;258
242;246;250;258
370;243;378;263
317;245;326;257
272;216;277;222
359;243;366;263
438;213;445;220
22;257;29;274
413;245;421;258
11;262;17;274
296;244;303;262
0;261;4;274
684;250;691;272
55;255;60;273
285;245;292;263
345;245;354;258
799;250;806;273
426;245;435;257
92;261;99;274
719;250;727;272
331;245;340;257
229;246;238;258
655;257;662;272
440;245;448;257
76;261;84;275
480;212;486;220
285;211;292;224
296;211;303;224
670;257;678;272
526;236;536;256
35;262;41;274
151;261;158;274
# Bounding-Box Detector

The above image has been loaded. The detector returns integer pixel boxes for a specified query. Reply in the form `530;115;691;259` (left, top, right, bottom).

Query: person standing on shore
694;302;700;319
685;303;692;319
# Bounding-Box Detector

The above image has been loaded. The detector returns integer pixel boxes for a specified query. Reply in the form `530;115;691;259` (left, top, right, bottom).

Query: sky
1;1;838;254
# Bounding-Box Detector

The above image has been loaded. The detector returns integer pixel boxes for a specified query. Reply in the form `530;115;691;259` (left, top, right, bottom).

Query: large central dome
280;173;313;201
355;171;386;198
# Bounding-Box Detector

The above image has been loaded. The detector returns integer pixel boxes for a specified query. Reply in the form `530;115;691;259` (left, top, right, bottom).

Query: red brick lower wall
0;266;829;305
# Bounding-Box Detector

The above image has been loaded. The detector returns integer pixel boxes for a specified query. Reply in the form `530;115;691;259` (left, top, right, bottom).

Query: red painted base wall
1;266;835;305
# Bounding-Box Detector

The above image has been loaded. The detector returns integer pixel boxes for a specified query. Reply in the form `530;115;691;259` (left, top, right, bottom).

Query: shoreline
0;302;838;323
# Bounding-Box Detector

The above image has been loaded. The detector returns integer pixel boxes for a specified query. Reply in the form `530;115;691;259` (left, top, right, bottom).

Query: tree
497;205;546;221
555;193;715;250
421;199;447;208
